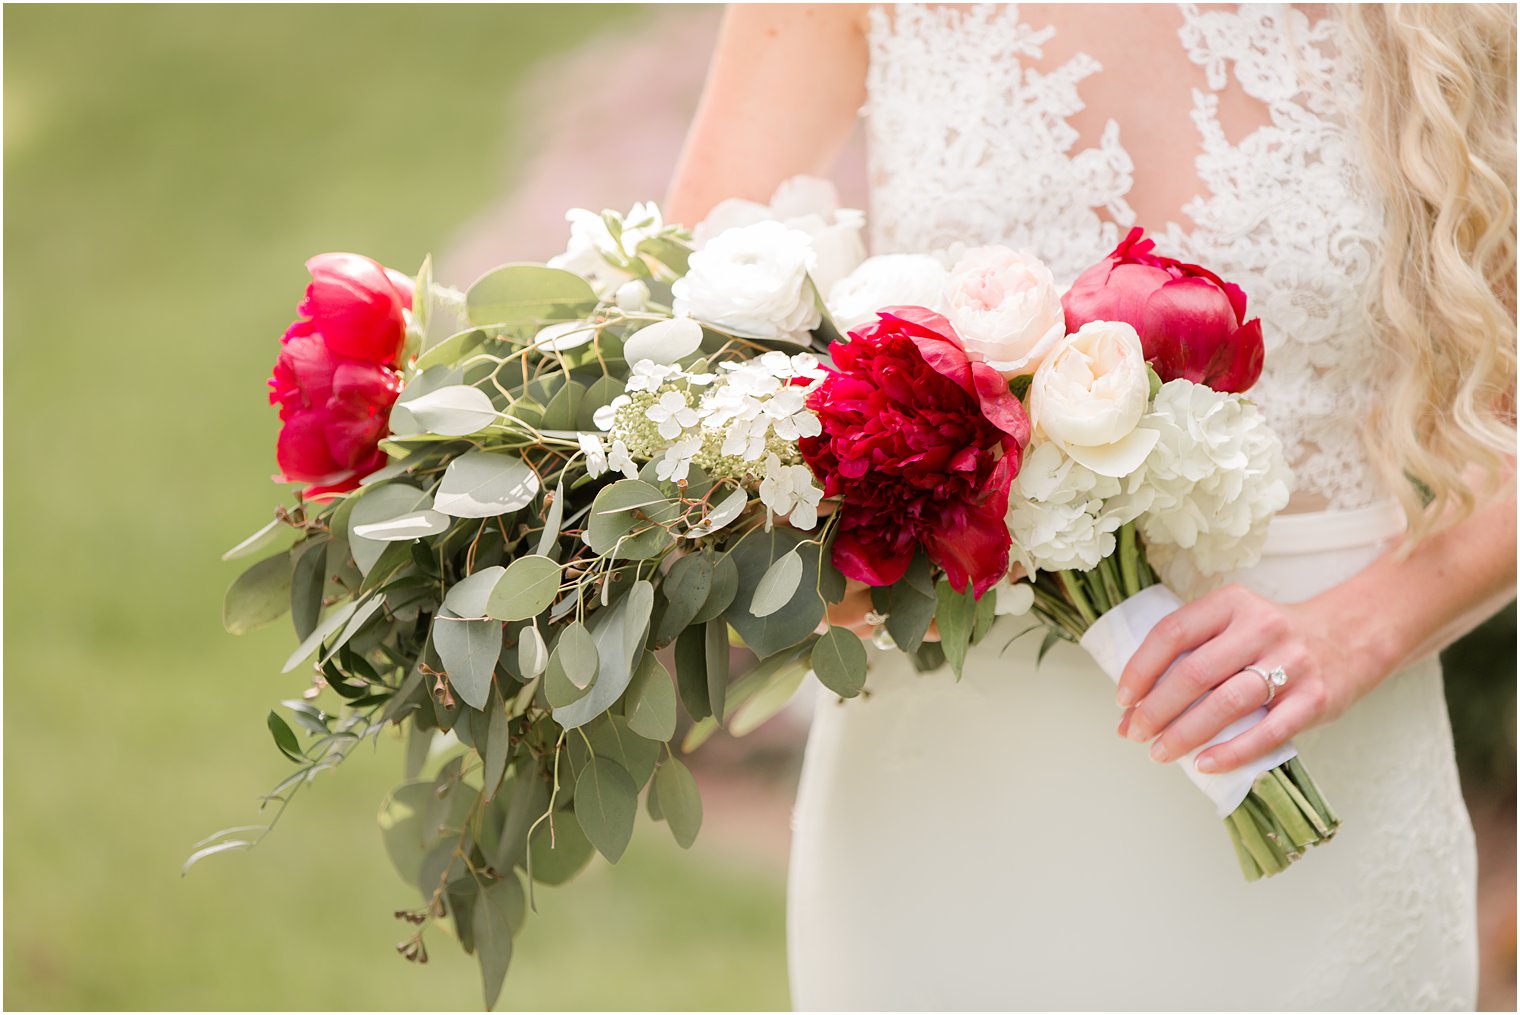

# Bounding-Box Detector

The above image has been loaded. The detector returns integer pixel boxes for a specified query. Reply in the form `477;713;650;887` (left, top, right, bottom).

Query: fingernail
1115;688;1134;709
1115;720;1127;737
1149;741;1168;763
1196;756;1218;774
1126;723;1147;743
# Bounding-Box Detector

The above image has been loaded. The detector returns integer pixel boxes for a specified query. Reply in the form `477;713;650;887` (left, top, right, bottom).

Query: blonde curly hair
1342;3;1517;539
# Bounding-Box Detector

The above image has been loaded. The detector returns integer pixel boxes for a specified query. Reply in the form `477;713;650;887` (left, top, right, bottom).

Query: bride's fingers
1124;627;1260;743
1194;694;1312;774
1116;588;1238;709
1147;670;1267;763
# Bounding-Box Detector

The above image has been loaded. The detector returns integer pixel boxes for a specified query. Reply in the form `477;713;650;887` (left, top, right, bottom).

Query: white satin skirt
787;502;1479;1011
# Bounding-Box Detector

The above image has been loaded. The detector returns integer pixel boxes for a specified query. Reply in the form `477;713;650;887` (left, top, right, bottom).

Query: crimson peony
1061;227;1263;393
268;253;409;498
799;307;1030;598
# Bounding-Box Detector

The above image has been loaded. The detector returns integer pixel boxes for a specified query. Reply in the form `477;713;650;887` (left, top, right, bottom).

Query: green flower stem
1228;805;1282;876
1096;555;1124;611
1270;766;1330;838
1239;795;1292;870
1285;756;1339;829
1057;571;1099;628
1118;523;1141;598
1082;568;1111;614
1252;770;1317;850
1226;813;1264;882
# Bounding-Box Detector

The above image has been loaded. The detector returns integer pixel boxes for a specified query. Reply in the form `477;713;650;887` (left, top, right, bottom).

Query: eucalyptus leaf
705;620;731;721
433;608;502;711
555;622;599;691
415;327;489;372
673;624;710;722
518;624;548;679
565;713;660;789
221;517;293;561
493;770;551;873
749;550;803;618
466;263;598;326
622;317;703;366
541;380;587;431
224;552;292;635
727;657;810;736
573;757;638;863
473;878;517;1011
655;552;713;645
654;756;703;848
690;552;739;624
552;580;653;729
482;702;510;801
724;529;824;657
435;452;540;519
886;582;937;656
535;482;566;557
348;484;430;574
282;599;359;673
350;508;451;542
811;626;868;698
585;480;677;559
685;487;747;538
578;376;626;430
289;539;328;642
622;652;677;741
377;782;436;888
404;384;498;437
526;808;594;886
487;555;561;621
444;566;507;618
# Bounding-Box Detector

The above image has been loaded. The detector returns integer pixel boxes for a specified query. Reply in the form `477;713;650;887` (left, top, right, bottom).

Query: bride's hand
1111;584;1379;774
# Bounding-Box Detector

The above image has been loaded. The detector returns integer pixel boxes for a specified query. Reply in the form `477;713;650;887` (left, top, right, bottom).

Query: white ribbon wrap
1078;585;1297;818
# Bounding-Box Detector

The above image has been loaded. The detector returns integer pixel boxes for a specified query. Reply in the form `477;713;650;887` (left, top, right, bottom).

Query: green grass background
4;5;788;1010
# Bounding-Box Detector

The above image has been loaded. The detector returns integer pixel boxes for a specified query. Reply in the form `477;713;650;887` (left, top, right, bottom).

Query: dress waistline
1260;499;1406;556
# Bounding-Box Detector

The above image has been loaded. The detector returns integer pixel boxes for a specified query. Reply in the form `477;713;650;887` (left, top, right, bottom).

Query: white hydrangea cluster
1005;441;1153;575
583;351;828;529
1134;378;1293;579
1005;379;1292;583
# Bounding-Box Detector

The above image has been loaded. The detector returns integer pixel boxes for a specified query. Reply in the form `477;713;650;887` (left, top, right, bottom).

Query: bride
664;4;1516;1011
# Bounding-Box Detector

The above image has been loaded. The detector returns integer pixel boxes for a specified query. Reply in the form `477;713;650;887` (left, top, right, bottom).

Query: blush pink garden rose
798;306;1031;598
1061;227;1264;393
942;245;1067;377
268;253;411;498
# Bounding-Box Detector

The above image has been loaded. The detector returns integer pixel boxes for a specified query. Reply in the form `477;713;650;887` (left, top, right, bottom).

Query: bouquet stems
1040;523;1340;881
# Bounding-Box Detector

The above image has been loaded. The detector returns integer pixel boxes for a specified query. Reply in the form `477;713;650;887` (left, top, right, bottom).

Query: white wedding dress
787;4;1479;1010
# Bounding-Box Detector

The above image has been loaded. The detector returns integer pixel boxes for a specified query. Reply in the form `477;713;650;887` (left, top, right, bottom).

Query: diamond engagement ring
1244;664;1289;705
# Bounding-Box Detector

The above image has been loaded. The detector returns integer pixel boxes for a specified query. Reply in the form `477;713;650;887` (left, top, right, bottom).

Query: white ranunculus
943;246;1066;377
1134;379;1293;582
827;254;950;333
693;176;866;296
1029;320;1158;478
672;220;821;344
1004;440;1152;575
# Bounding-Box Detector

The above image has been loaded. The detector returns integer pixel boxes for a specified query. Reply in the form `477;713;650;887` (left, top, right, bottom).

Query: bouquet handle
1079;584;1297;819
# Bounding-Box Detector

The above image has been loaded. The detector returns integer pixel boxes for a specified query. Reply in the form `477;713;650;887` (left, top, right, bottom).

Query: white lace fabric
864;2;1389;510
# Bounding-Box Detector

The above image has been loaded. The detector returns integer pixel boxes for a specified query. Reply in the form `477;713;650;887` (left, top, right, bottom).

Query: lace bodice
864;3;1390;510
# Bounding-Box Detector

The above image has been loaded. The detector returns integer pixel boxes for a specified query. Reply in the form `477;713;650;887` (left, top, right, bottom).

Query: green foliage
466;263;599;326
810;626;867;699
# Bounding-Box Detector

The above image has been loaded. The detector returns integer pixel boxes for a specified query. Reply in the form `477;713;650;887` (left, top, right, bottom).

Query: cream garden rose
1029;319;1158;477
672;220;821;344
694;176;866;295
942;245;1066;377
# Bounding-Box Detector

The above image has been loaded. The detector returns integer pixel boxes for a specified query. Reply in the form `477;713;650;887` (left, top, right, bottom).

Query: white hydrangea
1133;379;1292;580
591;350;826;528
672;221;822;344
758;453;824;530
1005;440;1153;575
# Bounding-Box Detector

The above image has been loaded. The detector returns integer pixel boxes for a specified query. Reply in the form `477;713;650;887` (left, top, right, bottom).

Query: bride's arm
664;4;869;226
1116;471;1517;773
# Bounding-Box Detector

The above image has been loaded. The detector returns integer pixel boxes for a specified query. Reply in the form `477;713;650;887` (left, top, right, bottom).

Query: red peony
283;252;412;365
1061;227;1264;393
268;253;409;498
798;307;1031;598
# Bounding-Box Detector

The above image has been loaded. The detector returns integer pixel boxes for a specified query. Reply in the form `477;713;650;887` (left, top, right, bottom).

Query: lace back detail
865;3;1389;510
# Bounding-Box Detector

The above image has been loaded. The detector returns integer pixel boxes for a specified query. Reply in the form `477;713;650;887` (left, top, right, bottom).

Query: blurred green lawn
4;6;788;1010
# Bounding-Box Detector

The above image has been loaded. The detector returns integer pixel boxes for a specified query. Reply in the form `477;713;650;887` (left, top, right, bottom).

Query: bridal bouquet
210;179;1334;1007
